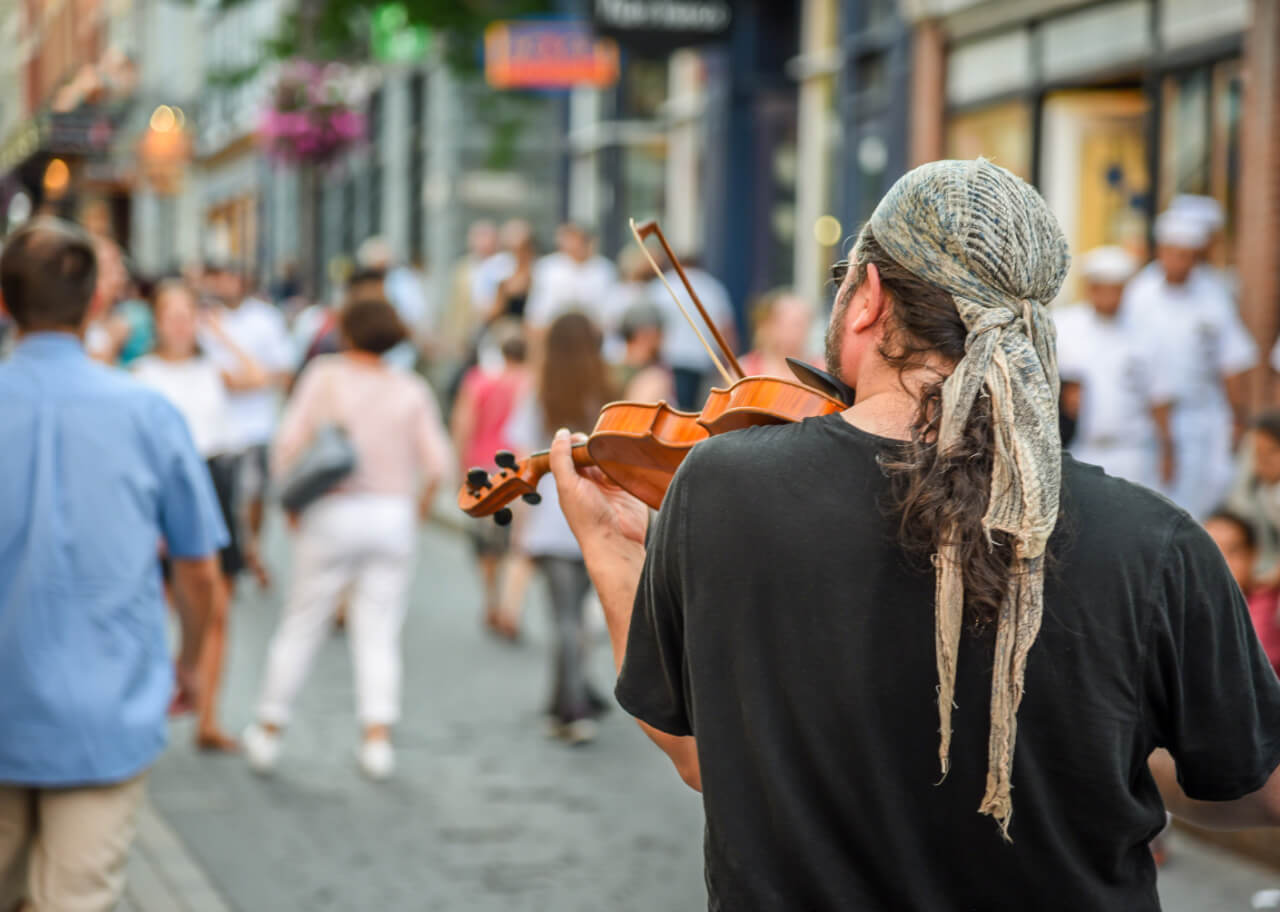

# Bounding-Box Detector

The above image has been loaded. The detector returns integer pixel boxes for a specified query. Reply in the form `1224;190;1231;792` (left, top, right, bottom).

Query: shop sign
484;20;619;90
591;0;732;54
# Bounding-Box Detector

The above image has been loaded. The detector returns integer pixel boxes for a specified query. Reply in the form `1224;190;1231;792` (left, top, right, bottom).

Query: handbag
277;366;358;513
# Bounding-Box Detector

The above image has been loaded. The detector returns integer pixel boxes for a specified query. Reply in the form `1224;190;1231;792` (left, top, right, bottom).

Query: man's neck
841;390;919;441
842;361;947;441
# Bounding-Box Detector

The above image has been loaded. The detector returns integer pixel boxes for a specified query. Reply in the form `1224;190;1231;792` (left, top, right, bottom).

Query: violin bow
628;218;744;386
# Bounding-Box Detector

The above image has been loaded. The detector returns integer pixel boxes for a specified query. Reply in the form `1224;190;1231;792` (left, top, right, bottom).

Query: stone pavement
142;516;706;911
129;514;1280;911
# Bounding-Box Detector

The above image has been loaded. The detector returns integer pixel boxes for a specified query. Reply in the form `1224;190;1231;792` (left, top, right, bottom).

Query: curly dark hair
843;228;1017;632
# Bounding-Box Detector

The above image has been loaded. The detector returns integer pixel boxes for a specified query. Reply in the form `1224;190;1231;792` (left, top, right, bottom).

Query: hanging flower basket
259;60;366;166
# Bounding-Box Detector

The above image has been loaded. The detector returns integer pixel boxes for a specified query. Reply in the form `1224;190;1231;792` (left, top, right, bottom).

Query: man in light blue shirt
0;218;226;911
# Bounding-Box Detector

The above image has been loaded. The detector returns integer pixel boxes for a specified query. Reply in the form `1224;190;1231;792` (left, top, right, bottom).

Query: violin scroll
457;442;595;522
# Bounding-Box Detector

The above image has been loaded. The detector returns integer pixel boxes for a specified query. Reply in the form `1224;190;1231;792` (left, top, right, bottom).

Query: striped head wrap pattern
861;158;1070;838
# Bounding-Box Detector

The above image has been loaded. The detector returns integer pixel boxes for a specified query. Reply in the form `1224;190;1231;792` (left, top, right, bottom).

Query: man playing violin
548;160;1280;910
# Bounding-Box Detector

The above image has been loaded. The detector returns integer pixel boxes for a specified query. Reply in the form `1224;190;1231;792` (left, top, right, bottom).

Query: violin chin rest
786;358;854;406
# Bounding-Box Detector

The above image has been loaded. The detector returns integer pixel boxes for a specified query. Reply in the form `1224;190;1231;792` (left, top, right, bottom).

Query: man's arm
549;430;701;791
169;556;218;700
1152;402;1175;486
584;536;701;791
1150;748;1280;829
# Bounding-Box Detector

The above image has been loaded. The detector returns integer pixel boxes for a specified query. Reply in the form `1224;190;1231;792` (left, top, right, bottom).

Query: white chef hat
1079;245;1137;285
1170;194;1225;234
1154;209;1209;250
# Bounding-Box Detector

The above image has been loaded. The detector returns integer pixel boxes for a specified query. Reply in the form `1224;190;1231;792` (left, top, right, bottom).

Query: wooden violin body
457;377;845;519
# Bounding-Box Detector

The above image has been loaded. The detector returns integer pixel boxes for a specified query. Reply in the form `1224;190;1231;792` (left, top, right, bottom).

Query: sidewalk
120;801;231;912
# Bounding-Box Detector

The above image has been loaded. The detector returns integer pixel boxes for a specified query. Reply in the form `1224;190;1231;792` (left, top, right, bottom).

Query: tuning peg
466;467;491;490
494;450;518;471
521;492;542;505
493;507;513;526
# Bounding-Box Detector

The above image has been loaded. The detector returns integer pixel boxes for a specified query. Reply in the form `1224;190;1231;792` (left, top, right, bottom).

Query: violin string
628;218;734;388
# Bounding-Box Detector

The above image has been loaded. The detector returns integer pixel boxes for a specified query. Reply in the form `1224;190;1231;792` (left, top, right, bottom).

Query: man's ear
850;263;887;333
0;291;8;319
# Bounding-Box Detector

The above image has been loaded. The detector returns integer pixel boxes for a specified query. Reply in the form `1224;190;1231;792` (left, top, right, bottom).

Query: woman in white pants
243;295;450;779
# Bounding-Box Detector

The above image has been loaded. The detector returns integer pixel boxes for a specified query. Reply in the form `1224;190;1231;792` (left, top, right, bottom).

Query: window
1159;59;1242;263
945;101;1033;181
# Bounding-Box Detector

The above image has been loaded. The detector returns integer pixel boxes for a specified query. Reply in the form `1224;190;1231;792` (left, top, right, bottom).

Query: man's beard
824;283;851;381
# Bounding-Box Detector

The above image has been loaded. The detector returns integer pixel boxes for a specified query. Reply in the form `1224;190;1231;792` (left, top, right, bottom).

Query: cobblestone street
137;516;1280;911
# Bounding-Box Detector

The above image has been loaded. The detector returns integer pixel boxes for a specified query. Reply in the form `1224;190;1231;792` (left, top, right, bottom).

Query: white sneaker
359;738;395;781
561;718;598;746
243;723;281;775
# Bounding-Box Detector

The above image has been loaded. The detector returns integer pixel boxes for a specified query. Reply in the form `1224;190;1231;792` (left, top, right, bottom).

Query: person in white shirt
133;279;258;751
356;236;434;372
503;312;613;745
1125;194;1234;306
471;219;526;323
1054;247;1174;492
198;265;296;586
647;254;737;410
524;224;617;330
1123;212;1258;518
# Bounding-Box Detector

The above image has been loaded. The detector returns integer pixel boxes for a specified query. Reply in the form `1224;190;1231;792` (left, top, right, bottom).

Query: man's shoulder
1059;454;1187;553
672;419;837;493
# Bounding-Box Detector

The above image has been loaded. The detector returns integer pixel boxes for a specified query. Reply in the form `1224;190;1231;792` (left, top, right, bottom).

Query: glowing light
150;105;176;133
42;159;70;198
813;215;842;247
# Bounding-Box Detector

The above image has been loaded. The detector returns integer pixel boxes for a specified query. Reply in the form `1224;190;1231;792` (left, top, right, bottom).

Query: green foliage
200;0;558;69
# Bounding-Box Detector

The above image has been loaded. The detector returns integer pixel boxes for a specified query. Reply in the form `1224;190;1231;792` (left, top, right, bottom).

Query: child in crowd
1203;510;1280;674
1227;410;1280;584
450;320;531;639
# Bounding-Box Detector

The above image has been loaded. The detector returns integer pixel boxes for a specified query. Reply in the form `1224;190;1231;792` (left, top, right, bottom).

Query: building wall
1238;0;1280;402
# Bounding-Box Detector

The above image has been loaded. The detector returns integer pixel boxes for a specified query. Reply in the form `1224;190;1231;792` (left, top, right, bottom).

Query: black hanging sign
591;0;733;55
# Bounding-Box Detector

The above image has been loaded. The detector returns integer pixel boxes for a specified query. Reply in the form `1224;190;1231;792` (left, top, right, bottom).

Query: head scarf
861;159;1070;839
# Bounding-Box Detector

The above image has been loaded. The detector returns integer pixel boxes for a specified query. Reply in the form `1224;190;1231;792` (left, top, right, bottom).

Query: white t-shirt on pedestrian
1123;274;1257;419
472;251;516;317
198;297;294;450
1055;304;1174;448
1126;260;1237;309
503;393;581;560
132;355;233;458
525;253;617;329
648;267;733;372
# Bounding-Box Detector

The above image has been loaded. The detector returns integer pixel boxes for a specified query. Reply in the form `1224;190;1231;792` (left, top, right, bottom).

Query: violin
458;220;850;524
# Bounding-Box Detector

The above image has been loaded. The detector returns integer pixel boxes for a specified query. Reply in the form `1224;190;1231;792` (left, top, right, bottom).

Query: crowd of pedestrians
1054;194;1280;682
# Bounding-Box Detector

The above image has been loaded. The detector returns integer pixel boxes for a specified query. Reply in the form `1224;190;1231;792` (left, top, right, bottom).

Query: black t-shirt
616;413;1280;912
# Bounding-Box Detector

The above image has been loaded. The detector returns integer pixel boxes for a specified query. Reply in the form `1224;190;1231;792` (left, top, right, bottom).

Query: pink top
273;355;451;499
1248;587;1280;673
458;366;525;470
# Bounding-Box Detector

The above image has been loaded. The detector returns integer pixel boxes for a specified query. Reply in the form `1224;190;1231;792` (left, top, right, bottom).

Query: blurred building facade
563;0;914;332
0;0;138;241
902;0;1280;396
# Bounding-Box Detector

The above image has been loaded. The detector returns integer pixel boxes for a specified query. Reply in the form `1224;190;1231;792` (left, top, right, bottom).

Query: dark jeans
671;367;707;411
534;556;598;723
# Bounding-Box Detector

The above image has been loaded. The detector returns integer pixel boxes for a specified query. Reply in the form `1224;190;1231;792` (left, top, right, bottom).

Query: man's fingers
548;427;576;492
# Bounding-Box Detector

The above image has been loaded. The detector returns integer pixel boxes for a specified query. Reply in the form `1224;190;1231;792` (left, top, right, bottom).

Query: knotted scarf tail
977;561;1045;842
934;543;964;780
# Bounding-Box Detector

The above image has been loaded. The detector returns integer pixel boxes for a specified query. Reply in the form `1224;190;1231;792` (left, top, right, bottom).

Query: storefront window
1161;68;1211;199
622;137;667;232
1039;90;1149;300
1159;59;1241;264
945;102;1033;182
